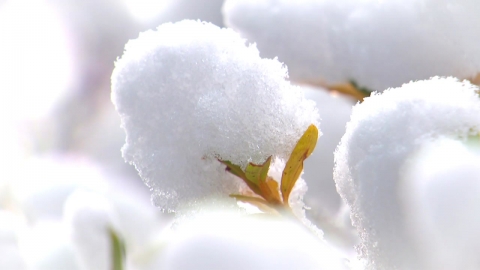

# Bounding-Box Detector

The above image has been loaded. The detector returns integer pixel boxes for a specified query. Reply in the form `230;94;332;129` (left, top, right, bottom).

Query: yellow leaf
328;81;371;102
281;124;319;204
259;176;282;205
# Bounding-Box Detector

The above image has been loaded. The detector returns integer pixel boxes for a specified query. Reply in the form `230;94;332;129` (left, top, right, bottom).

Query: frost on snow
223;0;480;91
334;77;480;269
111;20;318;212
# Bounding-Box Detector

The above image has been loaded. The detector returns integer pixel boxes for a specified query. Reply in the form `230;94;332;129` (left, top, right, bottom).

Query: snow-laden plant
109;7;480;270
109;18;366;268
111;20;319;216
0;154;167;270
334;77;480;269
223;0;480;92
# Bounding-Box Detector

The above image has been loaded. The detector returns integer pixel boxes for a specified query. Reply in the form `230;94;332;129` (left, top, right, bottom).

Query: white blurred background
0;0;225;181
0;1;226;268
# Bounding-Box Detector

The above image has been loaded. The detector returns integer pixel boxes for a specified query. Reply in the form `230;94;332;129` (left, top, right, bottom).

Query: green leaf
281;125;319;204
219;159;262;196
349;79;374;97
109;228;125;270
245;156;272;185
218;159;247;180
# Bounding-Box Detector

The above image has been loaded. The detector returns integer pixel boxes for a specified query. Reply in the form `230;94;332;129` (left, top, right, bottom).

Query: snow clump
334;77;480;269
401;137;480;269
64;189;166;270
158;212;347;270
223;0;480;91
64;191;114;270
111;20;319;212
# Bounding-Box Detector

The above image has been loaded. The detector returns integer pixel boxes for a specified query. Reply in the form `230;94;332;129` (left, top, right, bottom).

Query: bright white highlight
123;0;171;22
159;213;347;270
0;0;75;122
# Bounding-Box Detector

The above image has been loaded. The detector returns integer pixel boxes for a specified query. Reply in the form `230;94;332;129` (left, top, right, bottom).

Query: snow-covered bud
223;0;480;91
64;189;166;270
111;20;318;212
334;77;480;269
64;191;114;270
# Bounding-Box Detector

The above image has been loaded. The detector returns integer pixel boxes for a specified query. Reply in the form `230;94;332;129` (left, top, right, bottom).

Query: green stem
109;228;125;270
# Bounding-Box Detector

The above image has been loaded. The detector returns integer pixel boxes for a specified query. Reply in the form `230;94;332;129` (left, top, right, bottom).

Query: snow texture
111;20;318;212
159;212;347;270
223;0;480;91
334;77;480;269
401;138;480;270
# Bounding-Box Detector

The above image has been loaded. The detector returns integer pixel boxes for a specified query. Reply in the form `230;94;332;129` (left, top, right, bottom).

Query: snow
0;211;28;270
334;77;480;269
64;191;113;270
301;86;354;217
301;86;358;254
158;212;347;270
18;221;79;270
111;20;319;212
64;189;167;270
10;156;108;222
223;0;480;91
401;137;480;269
